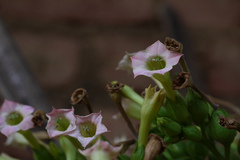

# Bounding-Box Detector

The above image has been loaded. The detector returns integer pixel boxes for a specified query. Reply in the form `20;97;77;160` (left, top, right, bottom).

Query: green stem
18;130;41;149
179;56;191;74
138;116;151;147
121;85;144;106
116;102;138;139
153;73;176;102
224;143;231;160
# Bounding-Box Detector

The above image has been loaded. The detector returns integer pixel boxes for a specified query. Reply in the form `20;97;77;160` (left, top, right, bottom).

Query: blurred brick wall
0;0;240;159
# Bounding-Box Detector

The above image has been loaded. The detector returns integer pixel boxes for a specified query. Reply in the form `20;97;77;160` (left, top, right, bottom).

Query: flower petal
1;125;20;137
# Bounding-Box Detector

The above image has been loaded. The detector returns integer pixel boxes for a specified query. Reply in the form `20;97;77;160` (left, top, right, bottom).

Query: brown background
0;0;240;159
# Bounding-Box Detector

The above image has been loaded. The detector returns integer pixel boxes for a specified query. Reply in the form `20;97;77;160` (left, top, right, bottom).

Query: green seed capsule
164;135;181;144
164;91;189;122
186;88;209;124
186;140;208;158
158;106;169;118
157;117;182;136
166;141;188;159
182;125;202;141
207;109;237;144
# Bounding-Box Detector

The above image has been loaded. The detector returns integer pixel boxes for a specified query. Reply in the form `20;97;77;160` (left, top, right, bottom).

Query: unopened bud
182;125;202;141
163;135;181;145
157;117;182;136
186;140;208;158
164;91;189;122
144;134;166;160
186;88;209;124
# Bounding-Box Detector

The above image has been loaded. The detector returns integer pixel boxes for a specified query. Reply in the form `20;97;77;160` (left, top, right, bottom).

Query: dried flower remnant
70;88;93;113
106;82;124;94
32;110;46;127
68;112;108;148
70;88;88;105
172;72;192;90
164;37;183;53
79;139;122;160
219;116;240;132
0;99;34;137
144;134;166;160
131;40;183;78
45;107;76;138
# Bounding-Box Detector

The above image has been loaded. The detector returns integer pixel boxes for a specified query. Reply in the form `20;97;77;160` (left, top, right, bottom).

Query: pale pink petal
131;51;148;61
19;115;34;131
79;139;122;159
18;105;34;116
0;100;17;112
146;41;166;57
165;52;183;66
0;116;4;126
1;125;20;137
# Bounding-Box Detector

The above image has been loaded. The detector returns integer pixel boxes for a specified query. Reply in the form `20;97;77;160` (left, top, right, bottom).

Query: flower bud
157;117;182;136
208;109;237;144
121;98;141;120
138;86;166;147
121;83;144;106
158;107;169;118
164;91;189;122
186;88;209;124
166;141;188;158
182;125;202;141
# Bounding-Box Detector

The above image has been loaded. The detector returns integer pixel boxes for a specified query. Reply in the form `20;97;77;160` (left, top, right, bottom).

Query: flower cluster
0;38;239;160
0;100;119;160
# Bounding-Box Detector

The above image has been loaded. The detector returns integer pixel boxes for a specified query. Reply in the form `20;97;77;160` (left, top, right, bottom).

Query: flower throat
146;56;166;71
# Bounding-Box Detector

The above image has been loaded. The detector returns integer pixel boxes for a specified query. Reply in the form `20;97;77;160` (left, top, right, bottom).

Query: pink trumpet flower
131;40;183;78
0;100;34;137
68;112;108;148
46;107;76;138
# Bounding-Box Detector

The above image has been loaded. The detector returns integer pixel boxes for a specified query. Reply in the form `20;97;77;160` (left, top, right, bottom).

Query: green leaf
132;144;145;160
59;136;77;160
49;142;65;160
33;145;55;160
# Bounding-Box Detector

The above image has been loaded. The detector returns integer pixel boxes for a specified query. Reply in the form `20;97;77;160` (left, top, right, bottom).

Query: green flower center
6;111;23;125
54;116;70;131
146;56;166;70
79;121;97;137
